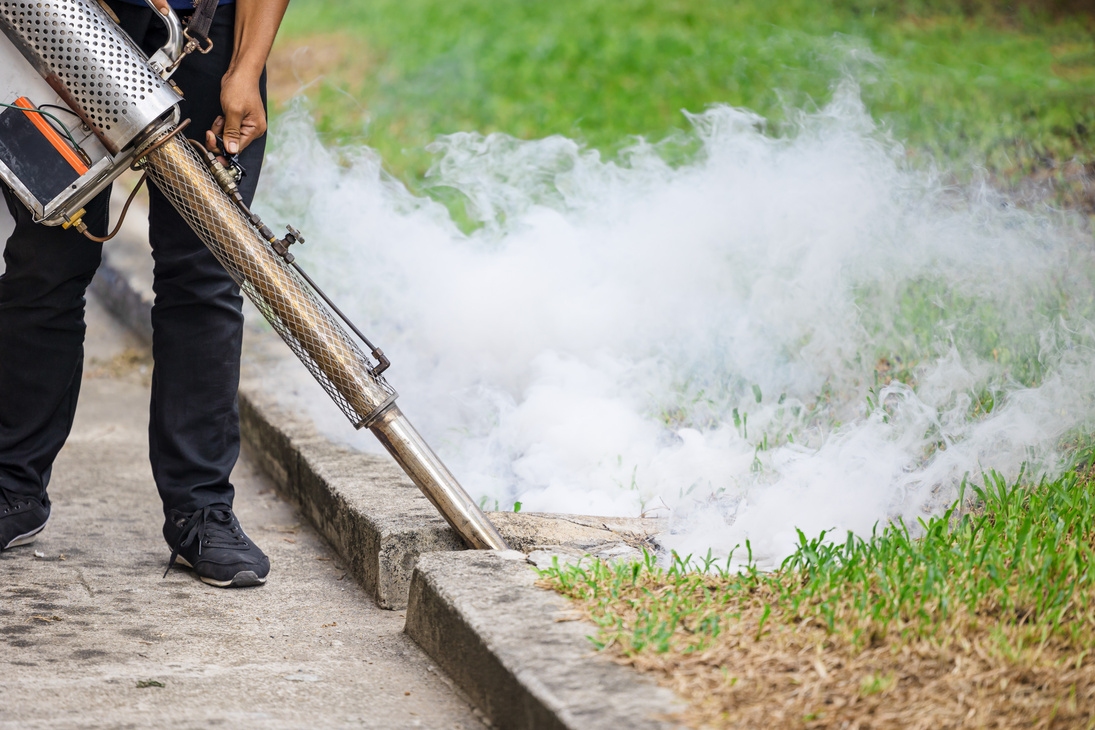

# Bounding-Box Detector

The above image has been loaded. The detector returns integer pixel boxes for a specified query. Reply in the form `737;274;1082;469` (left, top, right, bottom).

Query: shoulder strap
184;0;220;52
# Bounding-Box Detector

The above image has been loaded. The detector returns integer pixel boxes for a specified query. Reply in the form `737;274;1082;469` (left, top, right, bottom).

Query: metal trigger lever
213;134;246;182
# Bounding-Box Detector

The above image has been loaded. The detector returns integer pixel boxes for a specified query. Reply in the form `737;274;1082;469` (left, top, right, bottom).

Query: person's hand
204;71;266;161
147;0;171;16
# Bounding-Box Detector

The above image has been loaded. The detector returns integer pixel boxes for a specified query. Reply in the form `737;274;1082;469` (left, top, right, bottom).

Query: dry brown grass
1003;158;1095;218
549;573;1095;729
266;33;377;111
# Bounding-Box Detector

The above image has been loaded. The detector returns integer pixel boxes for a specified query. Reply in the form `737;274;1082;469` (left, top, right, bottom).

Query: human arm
206;0;291;156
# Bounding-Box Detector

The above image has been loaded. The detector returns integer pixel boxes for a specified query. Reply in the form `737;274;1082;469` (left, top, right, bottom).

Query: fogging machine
0;0;507;550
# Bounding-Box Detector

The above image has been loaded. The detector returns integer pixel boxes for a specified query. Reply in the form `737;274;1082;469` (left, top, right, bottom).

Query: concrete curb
406;551;684;730
237;376;467;608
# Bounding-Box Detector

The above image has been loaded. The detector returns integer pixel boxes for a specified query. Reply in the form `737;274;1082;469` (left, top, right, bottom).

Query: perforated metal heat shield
0;0;180;154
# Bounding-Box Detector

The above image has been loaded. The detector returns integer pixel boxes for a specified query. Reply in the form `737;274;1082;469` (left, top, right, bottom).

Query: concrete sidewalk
0;277;485;728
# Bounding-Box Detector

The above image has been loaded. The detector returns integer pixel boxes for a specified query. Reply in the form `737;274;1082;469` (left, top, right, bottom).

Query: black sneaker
0;490;50;551
163;506;269;587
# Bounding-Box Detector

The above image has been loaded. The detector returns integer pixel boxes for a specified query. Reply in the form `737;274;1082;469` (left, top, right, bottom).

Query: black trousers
0;2;266;518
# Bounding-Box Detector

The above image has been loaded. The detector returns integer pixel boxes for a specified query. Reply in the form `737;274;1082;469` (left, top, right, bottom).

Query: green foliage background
276;0;1095;186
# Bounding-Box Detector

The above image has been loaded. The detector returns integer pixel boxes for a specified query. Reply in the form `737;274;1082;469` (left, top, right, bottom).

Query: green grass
275;1;1095;190
542;468;1095;656
538;466;1095;724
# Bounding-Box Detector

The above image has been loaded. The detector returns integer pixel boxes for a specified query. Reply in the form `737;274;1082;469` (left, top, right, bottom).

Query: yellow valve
61;208;86;230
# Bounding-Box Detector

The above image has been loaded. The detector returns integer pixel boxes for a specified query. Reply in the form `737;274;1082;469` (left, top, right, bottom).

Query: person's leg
0;183;111;548
111;2;264;516
112;2;269;586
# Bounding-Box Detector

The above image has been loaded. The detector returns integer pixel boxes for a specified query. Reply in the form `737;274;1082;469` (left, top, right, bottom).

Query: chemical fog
254;82;1095;566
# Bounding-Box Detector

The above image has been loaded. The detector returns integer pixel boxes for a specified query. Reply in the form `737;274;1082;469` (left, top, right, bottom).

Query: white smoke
254;82;1095;564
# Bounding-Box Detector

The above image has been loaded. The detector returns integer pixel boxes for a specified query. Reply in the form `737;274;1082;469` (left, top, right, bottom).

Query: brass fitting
209;159;240;196
61;208;86;230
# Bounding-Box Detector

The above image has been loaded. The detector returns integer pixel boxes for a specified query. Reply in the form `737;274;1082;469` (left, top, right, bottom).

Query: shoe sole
173;555;267;588
2;514;49;550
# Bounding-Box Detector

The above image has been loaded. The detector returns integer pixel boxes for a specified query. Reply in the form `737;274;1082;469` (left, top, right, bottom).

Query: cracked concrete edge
406;551;686;730
236;380;466;609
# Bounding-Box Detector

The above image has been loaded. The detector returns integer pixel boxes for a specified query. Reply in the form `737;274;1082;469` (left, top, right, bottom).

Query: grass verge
539;469;1095;728
271;1;1095;212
